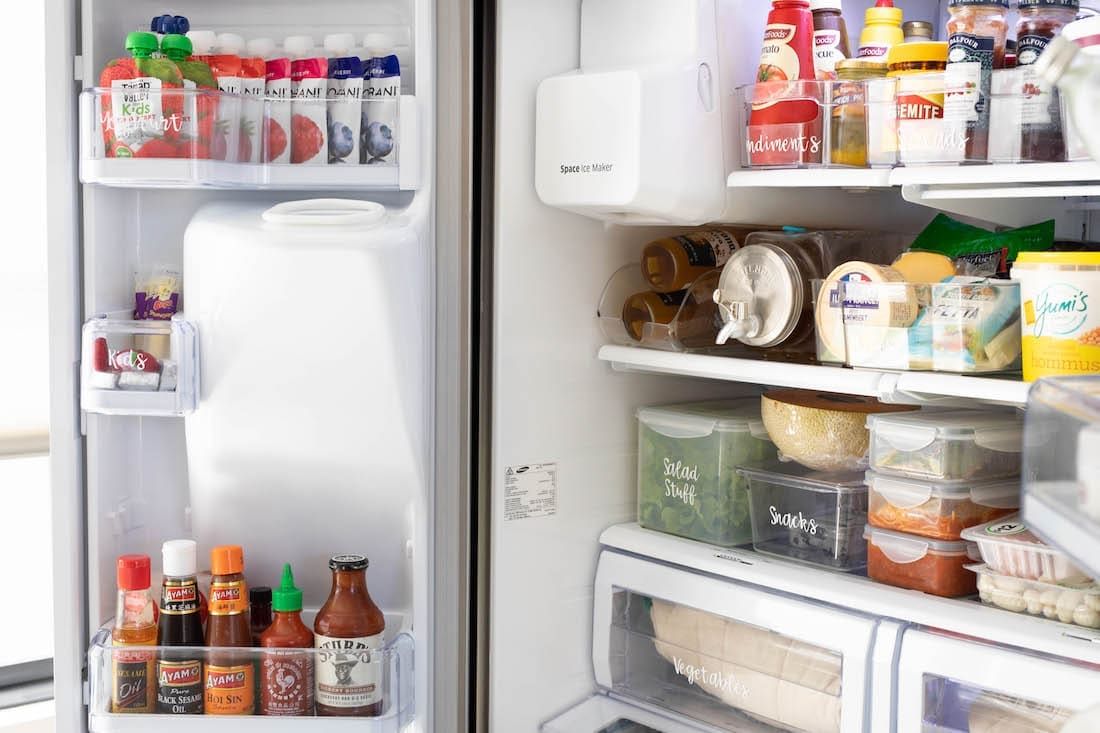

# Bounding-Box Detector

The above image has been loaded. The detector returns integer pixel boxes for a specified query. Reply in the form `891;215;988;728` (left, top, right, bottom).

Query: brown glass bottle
155;540;205;714
314;554;386;716
204;545;254;715
640;230;739;293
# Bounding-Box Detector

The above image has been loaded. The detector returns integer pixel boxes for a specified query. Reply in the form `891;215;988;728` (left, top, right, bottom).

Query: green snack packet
908;214;1055;278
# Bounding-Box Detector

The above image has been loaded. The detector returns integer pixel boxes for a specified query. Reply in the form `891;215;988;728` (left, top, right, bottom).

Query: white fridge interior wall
490;0;1088;730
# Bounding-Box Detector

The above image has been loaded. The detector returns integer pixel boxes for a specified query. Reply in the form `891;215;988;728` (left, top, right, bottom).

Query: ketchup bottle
757;1;815;84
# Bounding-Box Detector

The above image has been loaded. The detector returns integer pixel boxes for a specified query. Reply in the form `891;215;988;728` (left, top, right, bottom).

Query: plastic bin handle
262;199;386;227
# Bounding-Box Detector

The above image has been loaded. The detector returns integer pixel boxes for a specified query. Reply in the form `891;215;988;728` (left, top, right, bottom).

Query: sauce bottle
250;586;273;644
260;565;315;716
314;554;386;716
1017;0;1080;162
945;0;1009;161
111;555;156;714
757;1;815;83
204;545;254;715
641;231;739;293
155;540;204;714
858;0;905;61
810;0;851;80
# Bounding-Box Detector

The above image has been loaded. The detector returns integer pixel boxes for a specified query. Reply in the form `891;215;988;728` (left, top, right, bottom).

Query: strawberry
262;117;288;162
92;337;111;372
133;138;179;159
290;113;323;164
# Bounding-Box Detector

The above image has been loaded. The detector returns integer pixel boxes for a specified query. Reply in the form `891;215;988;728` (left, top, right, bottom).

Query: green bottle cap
125;32;159;58
272;563;303;612
160;33;193;60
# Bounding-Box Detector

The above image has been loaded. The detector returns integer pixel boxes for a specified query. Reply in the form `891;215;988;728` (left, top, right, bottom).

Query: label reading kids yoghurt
315;633;383;708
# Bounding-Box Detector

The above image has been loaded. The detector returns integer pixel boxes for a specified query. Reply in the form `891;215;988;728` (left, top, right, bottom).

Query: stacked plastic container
862;409;1023;597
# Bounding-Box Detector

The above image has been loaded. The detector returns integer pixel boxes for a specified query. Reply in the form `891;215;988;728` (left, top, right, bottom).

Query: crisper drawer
593;550;881;733
541;693;721;733
896;629;1100;733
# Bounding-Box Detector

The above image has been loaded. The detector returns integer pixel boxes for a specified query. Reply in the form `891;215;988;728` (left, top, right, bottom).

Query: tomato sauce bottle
314;554;386;716
155;540;204;714
204;545;254;715
260;565;315;715
111;555;156;713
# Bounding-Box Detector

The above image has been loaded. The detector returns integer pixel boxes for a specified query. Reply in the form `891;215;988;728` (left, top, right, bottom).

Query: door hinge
74;55;83;82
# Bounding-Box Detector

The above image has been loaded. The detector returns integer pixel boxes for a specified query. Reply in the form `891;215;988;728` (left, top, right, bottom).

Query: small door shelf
80;315;198;417
85;626;415;731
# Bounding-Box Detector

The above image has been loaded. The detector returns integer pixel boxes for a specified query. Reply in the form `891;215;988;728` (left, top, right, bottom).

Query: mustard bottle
857;0;904;61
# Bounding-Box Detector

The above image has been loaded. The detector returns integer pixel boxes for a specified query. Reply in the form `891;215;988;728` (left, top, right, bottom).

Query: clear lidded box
961;514;1090;582
864;524;981;597
637;399;777;547
866;470;1020;541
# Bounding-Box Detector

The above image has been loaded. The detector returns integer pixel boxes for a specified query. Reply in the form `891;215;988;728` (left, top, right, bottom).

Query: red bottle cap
117;554;151;591
211;545;244;575
875;0;895;5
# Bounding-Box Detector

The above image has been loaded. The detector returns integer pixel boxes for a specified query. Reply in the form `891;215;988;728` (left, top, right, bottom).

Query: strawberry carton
99;32;186;158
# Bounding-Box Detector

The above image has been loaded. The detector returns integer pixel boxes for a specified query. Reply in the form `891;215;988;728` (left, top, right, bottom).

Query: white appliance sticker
504;463;557;521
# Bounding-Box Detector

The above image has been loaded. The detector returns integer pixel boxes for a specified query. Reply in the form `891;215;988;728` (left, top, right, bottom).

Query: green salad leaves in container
637;399;777;546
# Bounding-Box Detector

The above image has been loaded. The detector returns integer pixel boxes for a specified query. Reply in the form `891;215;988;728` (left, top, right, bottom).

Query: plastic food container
867;409;1023;481
637;400;777;547
971;564;1100;628
866;471;1020;541
864;524;981;597
962;515;1090;582
741;464;868;571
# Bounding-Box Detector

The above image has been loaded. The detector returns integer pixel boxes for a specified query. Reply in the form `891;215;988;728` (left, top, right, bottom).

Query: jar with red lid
944;0;1010;161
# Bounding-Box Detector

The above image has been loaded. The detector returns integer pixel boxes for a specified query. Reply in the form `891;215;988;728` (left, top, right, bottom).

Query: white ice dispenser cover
182;199;426;607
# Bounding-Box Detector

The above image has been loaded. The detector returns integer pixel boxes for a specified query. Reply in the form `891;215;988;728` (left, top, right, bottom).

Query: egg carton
970;564;1100;629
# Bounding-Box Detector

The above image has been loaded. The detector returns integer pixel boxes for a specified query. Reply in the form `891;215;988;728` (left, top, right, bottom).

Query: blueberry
328;120;355;160
365;121;394;159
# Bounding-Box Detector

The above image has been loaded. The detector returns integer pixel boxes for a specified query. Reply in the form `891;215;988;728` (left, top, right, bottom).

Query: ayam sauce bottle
155;540;204;714
204;545;254;715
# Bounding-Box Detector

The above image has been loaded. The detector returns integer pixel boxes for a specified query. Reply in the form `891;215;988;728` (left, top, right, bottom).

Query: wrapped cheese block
650;599;842;733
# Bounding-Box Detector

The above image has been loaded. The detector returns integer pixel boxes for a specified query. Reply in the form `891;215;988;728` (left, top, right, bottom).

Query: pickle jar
830;59;887;167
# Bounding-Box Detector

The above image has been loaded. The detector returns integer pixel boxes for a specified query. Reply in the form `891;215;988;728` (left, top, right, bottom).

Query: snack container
741;464;868;571
864;524;981;597
970;564;1100;628
867;409;1023;481
961;515;1090;583
637;400;777;547
866;471;1019;541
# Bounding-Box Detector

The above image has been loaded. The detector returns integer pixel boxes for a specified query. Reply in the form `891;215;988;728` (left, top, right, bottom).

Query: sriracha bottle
260;565;315;715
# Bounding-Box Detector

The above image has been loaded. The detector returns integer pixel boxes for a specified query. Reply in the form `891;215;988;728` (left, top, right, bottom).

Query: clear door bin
961;514;1089;583
86;625;415;731
81;316;198;416
79;88;418;190
970;563;1100;628
866;471;1019;541
867;409;1023;481
636;400;777;547
740;464;868;571
864;524;980;597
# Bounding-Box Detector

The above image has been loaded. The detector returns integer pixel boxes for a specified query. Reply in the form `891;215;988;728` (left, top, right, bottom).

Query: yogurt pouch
323;34;364;164
100;32;185;158
362;34;400;165
188;30;242;161
285;36;328;165
227;34;265;164
252;38;292;164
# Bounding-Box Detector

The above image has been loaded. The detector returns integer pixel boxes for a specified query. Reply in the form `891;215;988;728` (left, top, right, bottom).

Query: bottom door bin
592;550;882;733
541;694;717;733
896;629;1100;733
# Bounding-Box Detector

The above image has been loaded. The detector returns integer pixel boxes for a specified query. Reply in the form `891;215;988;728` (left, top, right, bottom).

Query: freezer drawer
896;628;1100;733
541;694;725;733
593;550;884;733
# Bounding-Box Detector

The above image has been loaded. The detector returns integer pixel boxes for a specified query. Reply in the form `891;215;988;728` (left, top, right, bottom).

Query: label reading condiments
315;633;384;708
156;659;204;713
208;580;247;615
112;648;154;712
676;232;737;269
945;32;995;127
262;651;315;715
813;29;846;79
204;663;254;715
758;24;803;82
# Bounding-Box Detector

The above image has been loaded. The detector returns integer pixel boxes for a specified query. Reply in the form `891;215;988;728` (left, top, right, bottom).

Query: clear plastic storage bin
867;409;1023;481
970;563;1100;628
921;675;1073;733
864;524;980;597
637;400;776;547
740;464;868;571
739;81;830;169
866;471;1019;541
962;514;1089;583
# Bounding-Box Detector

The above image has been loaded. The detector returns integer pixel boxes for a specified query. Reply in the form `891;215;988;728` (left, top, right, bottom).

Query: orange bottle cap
117;554;151;591
210;545;244;575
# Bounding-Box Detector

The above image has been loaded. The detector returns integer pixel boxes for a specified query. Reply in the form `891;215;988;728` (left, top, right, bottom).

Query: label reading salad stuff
315;633;384;708
813;29;846;79
945;32;995;127
758;23;802;82
663;458;699;507
109;78;165;155
675;232;737;269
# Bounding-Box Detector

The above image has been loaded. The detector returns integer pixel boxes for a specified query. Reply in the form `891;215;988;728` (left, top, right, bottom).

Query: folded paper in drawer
649;599;842;733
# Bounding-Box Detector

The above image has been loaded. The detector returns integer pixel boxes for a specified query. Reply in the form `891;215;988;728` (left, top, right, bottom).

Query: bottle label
208;579;248;615
156;659;204;714
262;651;315;715
676;232;737;268
1018;34;1058;126
315;633;385;708
655;290;689;307
945;32;995;126
813;29;846;79
857;43;891;59
204;663;255;715
112;647;154;713
160;579;199;615
758;23;803;82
